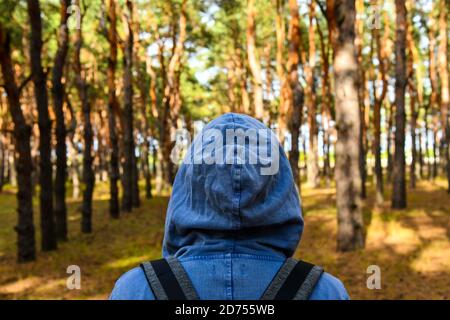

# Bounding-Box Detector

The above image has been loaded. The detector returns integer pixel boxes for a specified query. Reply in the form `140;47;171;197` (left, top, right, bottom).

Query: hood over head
162;113;303;258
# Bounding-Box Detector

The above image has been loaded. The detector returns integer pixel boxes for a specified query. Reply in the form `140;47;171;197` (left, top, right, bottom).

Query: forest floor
0;179;449;299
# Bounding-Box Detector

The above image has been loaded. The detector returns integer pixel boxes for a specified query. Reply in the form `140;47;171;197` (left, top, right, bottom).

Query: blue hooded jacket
110;113;349;300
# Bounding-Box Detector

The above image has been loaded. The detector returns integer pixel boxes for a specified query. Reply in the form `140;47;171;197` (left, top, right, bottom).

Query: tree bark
407;27;418;189
317;17;332;183
160;0;187;186
306;0;319;188
426;7;438;180
246;0;265;120
287;0;303;188
275;0;288;145
74;1;95;232
372;15;389;205
438;0;450;192
0;25;36;262
355;0;367;199
26;0;57;251
121;0;138;212
106;0;120;218
392;0;408;209
327;0;365;251
52;0;71;241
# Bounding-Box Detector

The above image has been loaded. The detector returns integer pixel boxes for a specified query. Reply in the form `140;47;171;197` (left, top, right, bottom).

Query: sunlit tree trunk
287;0;303;188
438;0;449;192
355;0;367;199
317;18;332;184
386;102;394;183
407;24;417;189
275;0;288;145
246;0;265;120
419;125;424;179
160;0;187;186
0;24;36;262
392;0;407;209
26;0;57;251
306;0;319;188
372;13;389;205
427;7;438;180
327;0;364;251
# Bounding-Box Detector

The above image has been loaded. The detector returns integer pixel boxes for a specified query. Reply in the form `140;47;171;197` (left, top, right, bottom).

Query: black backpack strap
140;257;199;300
261;258;324;300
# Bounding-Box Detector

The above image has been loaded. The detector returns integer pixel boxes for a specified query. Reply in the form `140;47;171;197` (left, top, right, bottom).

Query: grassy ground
0;179;449;299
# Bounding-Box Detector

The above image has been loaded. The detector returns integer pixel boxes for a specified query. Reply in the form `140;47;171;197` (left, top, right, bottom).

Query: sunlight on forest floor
0;179;449;299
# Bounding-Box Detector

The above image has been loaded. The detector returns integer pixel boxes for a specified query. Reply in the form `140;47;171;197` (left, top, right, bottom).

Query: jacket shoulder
309;272;350;300
109;267;155;300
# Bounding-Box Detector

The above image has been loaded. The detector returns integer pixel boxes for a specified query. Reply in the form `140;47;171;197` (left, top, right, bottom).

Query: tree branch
18;73;33;93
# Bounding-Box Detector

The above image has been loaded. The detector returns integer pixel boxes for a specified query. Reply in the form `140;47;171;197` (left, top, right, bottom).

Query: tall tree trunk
246;0;265;120
355;0;367;199
427;7;438;180
386;102;394;183
392;0;408;209
372;15;389;205
52;0;70;241
26;0;57;251
409;90;418;188
275;0;288;145
306;0;319;188
74;1;95;232
317;17;332;184
424;105;432;179
160;0;187;186
121;0;137;212
327;0;364;251
438;0;450;192
287;0;303;188
407;26;418;189
106;0;120;218
419;123;424;179
0;25;36;262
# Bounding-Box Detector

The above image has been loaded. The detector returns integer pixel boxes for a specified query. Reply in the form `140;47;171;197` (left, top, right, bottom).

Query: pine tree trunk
52;0;70;241
287;0;303;188
121;0;136;212
438;0;450;192
356;0;366;199
246;0;264;120
0;25;36;262
74;1;95;232
392;0;408;209
410;94;417;188
26;0;57;251
275;0;288;145
373;23;389;205
327;0;364;251
419;124;424;179
106;0;120;218
306;1;319;188
317;19;332;184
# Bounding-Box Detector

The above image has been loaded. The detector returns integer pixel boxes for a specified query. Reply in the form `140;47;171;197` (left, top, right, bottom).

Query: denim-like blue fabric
110;113;349;300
